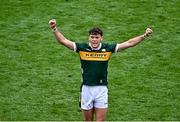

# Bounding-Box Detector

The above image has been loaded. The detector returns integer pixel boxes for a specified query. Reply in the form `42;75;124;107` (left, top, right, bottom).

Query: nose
93;37;98;41
92;39;96;42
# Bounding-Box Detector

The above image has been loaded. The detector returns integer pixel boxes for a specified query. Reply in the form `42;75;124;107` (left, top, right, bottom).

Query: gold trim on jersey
79;51;112;61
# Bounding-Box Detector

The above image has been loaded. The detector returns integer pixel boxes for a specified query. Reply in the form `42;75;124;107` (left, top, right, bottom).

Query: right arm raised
49;19;75;51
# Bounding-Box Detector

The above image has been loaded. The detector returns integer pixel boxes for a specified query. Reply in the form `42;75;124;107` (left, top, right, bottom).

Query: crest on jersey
101;49;106;52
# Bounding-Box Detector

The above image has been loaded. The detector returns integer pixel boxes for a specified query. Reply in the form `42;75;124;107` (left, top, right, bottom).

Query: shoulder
75;42;89;52
102;43;116;47
101;43;117;52
76;42;88;47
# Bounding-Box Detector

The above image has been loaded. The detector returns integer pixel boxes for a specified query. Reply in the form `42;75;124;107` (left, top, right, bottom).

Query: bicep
116;42;132;52
61;39;76;51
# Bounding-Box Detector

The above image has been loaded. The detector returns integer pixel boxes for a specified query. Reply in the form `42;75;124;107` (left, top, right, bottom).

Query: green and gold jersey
75;43;117;86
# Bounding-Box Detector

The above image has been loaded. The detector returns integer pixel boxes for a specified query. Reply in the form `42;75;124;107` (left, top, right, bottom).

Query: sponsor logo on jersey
79;51;112;61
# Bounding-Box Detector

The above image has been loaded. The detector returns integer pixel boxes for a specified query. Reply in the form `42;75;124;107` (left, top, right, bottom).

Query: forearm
49;19;75;50
53;29;74;50
116;28;153;51
127;34;145;47
53;29;68;44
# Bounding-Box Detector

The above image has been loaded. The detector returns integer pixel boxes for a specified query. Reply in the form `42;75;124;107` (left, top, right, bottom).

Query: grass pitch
0;0;179;121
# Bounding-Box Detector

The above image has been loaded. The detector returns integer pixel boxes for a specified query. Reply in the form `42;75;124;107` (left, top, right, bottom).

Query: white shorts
81;85;108;110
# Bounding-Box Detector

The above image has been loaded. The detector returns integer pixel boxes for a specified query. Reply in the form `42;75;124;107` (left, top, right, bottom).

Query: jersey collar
89;43;102;51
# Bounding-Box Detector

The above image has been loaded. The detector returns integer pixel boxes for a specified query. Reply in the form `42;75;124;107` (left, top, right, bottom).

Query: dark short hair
89;27;103;36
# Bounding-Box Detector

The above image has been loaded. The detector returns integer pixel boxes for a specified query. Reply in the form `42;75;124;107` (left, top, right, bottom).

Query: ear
101;36;103;41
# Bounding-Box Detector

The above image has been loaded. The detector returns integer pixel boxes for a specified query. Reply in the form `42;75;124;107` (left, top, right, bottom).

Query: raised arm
49;19;75;51
116;28;153;52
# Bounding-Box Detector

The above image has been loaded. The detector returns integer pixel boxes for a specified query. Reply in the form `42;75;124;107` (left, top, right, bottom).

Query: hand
49;19;57;29
144;28;153;37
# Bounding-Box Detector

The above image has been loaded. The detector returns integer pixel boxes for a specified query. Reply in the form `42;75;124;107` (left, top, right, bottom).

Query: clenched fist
144;28;153;37
49;19;57;29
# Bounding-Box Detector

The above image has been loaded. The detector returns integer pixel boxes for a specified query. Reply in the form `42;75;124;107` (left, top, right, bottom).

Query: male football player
49;19;153;121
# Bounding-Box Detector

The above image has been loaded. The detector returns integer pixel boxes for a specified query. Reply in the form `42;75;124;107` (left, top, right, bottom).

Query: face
89;34;103;48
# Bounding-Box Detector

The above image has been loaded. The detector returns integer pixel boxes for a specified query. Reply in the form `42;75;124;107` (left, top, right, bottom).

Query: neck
89;43;102;50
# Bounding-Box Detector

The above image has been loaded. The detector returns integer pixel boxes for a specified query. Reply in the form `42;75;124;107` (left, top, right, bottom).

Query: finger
50;24;56;29
146;28;153;34
49;19;56;25
50;22;55;25
146;28;151;31
147;28;153;32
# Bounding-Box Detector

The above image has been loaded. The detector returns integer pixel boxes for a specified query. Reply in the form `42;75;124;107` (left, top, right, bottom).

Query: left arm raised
116;28;153;52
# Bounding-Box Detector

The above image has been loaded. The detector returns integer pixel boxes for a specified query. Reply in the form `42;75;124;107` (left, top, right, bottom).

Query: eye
91;36;95;38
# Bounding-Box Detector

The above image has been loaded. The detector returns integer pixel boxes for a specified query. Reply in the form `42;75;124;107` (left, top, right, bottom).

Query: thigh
95;108;108;121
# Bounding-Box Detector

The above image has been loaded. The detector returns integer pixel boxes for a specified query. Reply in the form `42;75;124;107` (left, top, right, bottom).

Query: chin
92;45;98;48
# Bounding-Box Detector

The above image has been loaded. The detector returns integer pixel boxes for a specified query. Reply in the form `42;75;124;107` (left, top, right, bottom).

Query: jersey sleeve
75;42;85;52
107;43;118;53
